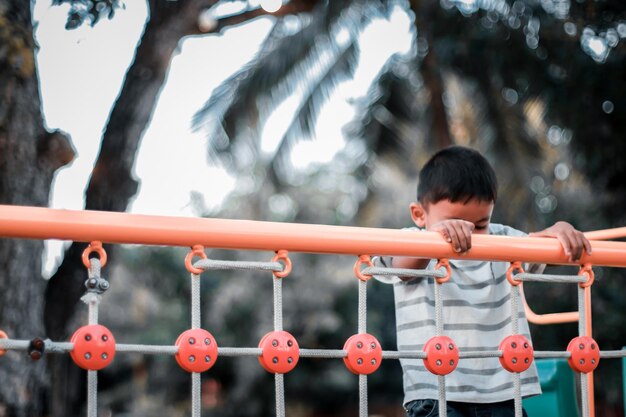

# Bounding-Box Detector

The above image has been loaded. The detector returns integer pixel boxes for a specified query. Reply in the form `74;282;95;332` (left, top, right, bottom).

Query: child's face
410;199;494;234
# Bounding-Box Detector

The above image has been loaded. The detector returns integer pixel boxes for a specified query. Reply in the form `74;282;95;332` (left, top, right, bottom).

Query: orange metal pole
521;285;579;325
585;285;595;417
523;305;579;325
584;227;626;241
1;205;626;267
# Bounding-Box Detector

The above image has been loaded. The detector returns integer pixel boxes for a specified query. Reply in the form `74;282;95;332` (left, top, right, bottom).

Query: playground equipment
0;205;625;417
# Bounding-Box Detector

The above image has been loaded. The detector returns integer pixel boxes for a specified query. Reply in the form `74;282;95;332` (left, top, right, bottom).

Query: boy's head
410;146;497;233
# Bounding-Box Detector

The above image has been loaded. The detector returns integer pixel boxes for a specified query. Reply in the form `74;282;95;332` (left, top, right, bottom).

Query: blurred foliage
52;0;124;29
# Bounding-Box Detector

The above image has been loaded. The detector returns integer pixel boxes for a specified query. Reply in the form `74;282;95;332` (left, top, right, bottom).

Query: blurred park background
1;0;625;416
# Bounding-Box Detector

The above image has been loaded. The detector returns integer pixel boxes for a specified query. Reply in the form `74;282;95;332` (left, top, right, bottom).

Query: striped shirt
373;224;541;405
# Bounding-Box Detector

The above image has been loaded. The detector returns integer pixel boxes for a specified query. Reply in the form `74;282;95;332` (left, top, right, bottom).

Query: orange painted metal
81;241;107;269
584;227;626;241
585;285;595;417
1;205;626;267
523;303;580;325
184;245;207;275
521;283;580;325
0;330;7;357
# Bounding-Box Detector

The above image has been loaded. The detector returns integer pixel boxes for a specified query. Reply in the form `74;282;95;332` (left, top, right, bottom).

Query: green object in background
523;359;579;417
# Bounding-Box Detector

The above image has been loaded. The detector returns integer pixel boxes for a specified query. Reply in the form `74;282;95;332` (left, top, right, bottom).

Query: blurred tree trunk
410;0;452;149
0;2;74;416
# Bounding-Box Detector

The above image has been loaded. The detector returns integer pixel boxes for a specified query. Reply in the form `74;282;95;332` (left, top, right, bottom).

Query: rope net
0;212;624;417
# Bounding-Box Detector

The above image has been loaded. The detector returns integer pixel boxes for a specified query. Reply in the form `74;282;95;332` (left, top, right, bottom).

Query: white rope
433;278;447;417
0;339;30;350
434;281;443;337
87;371;97;417
511;285;520;335
513;372;523;417
275;374;286;417
2;338;605;361
191;273;201;330
88;258;101;280
190;270;202;417
192;372;201;417
273;269;286;416
356;276;369;417
219;347;263;356
513;272;587;284
359;374;368;417
274;276;283;331
382;350;427;360
580;372;590;417
458;350;502;358
437;375;447;415
361;266;446;278
578;285;590;417
599;350;626;358
358;279;367;334
194;258;284;272
300;349;346;358
509;284;523;417
116;344;179;354
86;295;99;325
578;286;586;337
84;259;102;417
534;351;571;358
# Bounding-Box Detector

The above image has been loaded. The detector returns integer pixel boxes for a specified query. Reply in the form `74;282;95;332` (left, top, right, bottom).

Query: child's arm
391;219;475;281
529;221;592;262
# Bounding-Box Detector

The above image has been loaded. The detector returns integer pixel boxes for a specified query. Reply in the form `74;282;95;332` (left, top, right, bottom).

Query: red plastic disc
499;335;534;373
567;336;600;373
423;336;459;376
70;325;116;371
258;331;299;374
343;333;383;375
175;329;218;373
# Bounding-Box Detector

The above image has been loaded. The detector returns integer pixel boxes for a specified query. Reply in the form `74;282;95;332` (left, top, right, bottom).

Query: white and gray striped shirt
374;224;541;405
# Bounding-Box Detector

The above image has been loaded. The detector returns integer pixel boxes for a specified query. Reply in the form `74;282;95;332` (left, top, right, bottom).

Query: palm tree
195;0;626;227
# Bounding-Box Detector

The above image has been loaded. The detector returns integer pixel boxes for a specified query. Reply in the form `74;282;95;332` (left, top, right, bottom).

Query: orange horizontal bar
584;227;626;241
525;310;579;325
520;287;579;325
1;205;626;267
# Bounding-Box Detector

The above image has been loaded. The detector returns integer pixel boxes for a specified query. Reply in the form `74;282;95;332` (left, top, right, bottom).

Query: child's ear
410;202;427;228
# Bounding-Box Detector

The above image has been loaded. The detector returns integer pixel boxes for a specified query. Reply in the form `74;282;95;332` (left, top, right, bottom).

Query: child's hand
529;221;592;262
430;219;475;254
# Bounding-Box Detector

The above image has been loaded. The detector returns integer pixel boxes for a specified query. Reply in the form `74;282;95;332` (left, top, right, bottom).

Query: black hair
417;146;498;205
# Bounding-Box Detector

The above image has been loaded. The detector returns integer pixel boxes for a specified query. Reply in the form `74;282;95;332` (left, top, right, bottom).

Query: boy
373;146;591;417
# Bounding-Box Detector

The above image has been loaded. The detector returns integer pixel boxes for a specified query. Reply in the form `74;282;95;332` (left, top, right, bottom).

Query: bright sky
32;1;412;276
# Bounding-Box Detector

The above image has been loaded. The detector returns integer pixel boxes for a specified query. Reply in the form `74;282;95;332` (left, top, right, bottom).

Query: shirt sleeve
371;256;401;284
371;227;422;285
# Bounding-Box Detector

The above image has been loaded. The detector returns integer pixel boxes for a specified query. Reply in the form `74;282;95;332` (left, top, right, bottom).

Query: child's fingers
445;224;463;253
556;233;575;261
571;234;584;262
560;231;588;262
449;221;473;253
582;235;593;255
572;231;592;261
